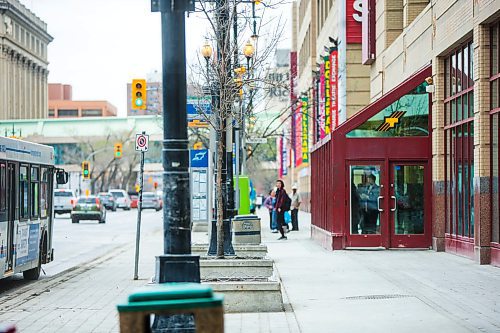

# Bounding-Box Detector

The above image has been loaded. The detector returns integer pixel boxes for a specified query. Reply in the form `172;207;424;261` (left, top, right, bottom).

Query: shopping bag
284;211;291;224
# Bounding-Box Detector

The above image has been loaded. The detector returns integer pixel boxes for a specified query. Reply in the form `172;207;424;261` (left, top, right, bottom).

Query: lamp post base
208;219;236;256
154;254;201;283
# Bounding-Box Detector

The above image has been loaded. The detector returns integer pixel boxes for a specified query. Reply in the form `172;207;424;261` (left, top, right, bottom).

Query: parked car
54;189;77;215
109;189;131;210
142;192;162;211
97;192;117;211
71;196;106;224
130;195;138;209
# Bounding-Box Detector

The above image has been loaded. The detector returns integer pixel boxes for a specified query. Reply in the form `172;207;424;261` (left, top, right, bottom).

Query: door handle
377;196;384;212
391;195;397;212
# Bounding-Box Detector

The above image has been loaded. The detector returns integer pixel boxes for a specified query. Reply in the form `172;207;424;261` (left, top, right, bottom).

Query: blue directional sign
187;97;211;122
190;149;209;168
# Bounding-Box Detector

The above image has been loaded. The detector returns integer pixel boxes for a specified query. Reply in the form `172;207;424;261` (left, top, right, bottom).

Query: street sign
246;137;267;144
135;133;149;152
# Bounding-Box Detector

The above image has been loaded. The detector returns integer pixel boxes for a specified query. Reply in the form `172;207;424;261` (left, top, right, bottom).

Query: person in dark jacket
274;179;288;240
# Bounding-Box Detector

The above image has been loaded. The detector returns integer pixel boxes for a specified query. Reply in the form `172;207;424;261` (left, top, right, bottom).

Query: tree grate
342;294;414;300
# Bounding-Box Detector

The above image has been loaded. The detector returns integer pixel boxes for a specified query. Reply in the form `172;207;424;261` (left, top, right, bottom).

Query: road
0;208;163;293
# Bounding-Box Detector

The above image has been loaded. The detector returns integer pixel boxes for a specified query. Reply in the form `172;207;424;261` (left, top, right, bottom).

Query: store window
490;22;500;244
444;41;474;239
347;82;429;138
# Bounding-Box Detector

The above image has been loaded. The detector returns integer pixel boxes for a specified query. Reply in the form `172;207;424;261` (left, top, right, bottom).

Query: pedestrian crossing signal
131;79;147;110
82;161;90;179
114;143;123;158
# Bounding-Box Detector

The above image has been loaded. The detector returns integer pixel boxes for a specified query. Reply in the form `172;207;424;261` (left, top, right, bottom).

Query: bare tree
188;0;287;257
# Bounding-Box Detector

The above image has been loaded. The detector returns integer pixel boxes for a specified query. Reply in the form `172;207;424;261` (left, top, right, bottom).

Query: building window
444;41;474;239
48;109;55;117
347;82;429;137
82;109;103;117
490;22;500;245
58;109;79;117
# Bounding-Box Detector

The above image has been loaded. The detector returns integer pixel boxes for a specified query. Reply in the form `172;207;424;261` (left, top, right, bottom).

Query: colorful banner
319;63;326;139
324;55;331;135
301;96;309;164
295;100;303;166
290;51;299;167
281;133;288;176
330;48;339;129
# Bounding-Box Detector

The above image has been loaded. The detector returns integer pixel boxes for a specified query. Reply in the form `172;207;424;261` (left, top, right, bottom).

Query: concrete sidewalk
1;210;499;332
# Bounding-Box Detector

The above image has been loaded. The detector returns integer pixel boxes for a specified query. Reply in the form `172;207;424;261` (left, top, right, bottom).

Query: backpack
283;193;292;212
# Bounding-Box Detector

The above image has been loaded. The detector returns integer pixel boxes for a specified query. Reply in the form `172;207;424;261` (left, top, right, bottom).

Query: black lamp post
151;0;200;284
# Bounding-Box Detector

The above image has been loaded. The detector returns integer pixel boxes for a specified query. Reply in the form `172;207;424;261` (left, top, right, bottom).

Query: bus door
5;163;17;273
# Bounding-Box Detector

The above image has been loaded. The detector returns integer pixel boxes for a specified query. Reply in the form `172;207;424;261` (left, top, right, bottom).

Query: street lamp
243;40;255;70
201;41;213;89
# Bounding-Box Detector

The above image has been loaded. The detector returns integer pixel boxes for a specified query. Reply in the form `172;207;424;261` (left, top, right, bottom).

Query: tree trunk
216;131;225;258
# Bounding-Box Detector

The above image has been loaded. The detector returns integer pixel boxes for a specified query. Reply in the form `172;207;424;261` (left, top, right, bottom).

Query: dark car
71;196;106;224
98;192;117;211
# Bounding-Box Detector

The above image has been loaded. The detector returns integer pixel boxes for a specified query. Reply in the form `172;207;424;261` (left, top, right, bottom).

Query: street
0;209;162;294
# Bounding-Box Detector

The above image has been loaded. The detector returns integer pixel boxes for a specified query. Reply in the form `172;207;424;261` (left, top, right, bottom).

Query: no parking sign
135;133;149;152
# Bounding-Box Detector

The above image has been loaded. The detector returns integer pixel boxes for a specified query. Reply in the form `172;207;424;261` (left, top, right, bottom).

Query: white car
54;189;77;214
109;189;131;210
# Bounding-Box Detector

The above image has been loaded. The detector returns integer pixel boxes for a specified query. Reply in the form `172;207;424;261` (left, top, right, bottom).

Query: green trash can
117;283;224;333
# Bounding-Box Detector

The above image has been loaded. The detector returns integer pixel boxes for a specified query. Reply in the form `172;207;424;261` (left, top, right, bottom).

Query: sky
19;0;291;116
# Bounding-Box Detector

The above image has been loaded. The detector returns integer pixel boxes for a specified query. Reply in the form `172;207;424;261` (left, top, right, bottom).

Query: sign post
133;131;149;280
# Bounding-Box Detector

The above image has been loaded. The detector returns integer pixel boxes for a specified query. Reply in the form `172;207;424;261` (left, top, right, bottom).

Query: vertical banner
301;96;309;164
319;63;326;139
278;136;284;178
346;0;363;43
330;48;339;129
324;55;331;135
281;133;288;176
295;100;303;166
290;51;298;166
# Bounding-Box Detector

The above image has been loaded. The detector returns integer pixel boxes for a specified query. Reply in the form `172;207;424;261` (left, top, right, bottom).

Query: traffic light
131;79;147;110
82;161;90;179
114;143;123;158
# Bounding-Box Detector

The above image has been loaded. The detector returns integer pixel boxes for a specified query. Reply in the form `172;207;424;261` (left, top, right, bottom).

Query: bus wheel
23;241;42;280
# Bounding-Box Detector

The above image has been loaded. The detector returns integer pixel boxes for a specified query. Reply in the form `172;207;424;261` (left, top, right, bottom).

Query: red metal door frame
388;161;432;248
346;160;389;248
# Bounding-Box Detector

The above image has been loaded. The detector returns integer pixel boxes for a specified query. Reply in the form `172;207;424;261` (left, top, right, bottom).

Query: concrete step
200;258;274;279
192;243;268;258
204;280;283;313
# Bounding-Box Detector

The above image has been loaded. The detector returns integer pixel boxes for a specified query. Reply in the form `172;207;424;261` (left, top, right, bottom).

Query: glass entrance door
389;163;431;248
347;162;387;247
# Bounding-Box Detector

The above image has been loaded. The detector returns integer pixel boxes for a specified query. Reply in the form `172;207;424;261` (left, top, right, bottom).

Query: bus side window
41;167;48;218
0;162;5;213
31;166;40;218
20;165;29;219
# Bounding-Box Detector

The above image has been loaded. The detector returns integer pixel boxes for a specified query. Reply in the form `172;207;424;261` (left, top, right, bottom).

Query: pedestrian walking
275;179;290;240
290;185;302;231
263;190;278;233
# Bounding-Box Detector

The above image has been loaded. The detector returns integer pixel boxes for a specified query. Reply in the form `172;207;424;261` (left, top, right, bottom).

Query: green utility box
234;176;250;215
117;283;224;333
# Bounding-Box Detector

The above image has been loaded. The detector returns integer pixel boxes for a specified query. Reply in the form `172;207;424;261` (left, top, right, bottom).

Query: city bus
0;137;67;280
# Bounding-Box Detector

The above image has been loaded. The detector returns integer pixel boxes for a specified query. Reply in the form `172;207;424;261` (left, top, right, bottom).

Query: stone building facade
0;0;52;120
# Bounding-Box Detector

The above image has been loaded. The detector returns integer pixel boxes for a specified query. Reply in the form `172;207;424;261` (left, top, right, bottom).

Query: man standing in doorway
290;185;302;231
